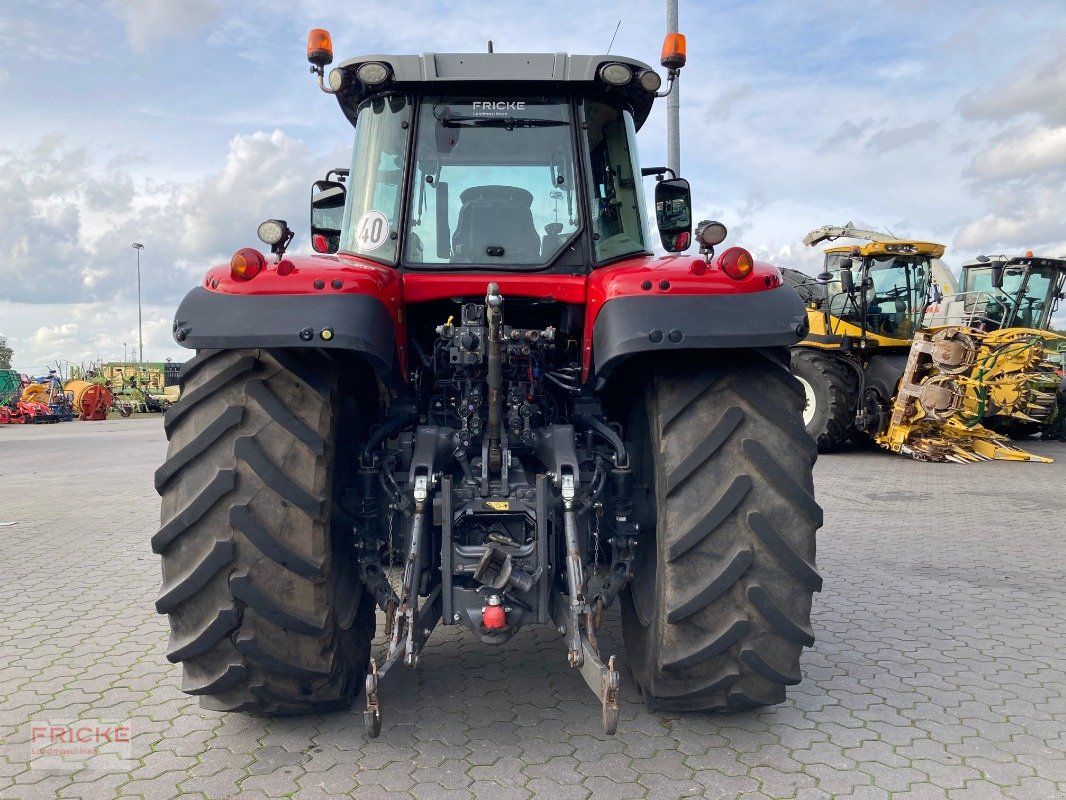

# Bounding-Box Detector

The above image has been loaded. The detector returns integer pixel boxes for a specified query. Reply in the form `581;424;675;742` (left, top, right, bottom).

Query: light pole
131;242;144;369
123;342;128;364
666;0;681;176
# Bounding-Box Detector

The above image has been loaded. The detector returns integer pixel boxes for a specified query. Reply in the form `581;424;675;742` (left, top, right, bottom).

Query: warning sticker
355;210;390;251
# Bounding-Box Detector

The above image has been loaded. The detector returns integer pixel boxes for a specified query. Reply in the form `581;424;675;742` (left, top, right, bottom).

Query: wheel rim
796;375;817;427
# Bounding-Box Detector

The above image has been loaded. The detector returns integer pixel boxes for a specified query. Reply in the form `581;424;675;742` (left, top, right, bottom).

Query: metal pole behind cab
666;0;680;176
132;242;145;368
137;248;143;366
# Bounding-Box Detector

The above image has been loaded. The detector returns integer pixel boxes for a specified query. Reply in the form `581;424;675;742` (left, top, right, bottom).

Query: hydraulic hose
486;282;504;475
574;411;628;467
362;406;418;465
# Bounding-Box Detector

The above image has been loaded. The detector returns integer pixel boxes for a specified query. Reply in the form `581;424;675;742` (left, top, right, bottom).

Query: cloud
875;61;923;81
29;323;79;345
819;119;869;152
171;129;313;257
107;0;223;52
955;186;1066;253
706;84;753;121
1;300;189;375
969;125;1066;182
953;43;1066;261
959;47;1066;125
865;121;939;155
0;129;317;307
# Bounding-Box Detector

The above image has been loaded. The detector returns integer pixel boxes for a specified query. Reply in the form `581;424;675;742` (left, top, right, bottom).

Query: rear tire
621;350;822;712
790;348;857;452
154;349;374;714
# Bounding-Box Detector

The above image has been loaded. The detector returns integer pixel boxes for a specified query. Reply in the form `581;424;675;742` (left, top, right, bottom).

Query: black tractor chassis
360;426;626;737
355;284;632;737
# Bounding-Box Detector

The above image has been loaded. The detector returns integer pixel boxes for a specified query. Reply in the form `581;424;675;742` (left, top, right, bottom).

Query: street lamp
131;242;144;368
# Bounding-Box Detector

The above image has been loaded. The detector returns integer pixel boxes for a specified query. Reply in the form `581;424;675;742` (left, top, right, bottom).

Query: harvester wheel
983;418;1043;440
154;348;374;714
790;348;857;452
621;349;822;712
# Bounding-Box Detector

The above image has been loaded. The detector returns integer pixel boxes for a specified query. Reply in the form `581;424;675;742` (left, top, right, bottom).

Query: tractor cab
955;254;1066;331
817;240;943;345
304;37;695;272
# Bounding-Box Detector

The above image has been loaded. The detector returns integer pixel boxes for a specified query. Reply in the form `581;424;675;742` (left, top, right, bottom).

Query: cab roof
332;52;659;129
960;255;1066;270
825;240;946;258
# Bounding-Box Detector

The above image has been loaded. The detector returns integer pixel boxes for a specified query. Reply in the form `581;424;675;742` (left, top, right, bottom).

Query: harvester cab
810;240;941;346
159;29;822;739
932;254;1066;332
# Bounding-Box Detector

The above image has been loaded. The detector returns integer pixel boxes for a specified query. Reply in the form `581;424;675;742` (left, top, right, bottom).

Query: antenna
487;40;494;53
606;20;621;54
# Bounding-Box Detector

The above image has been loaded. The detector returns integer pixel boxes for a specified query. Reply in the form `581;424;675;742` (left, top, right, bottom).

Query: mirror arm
641;166;676;180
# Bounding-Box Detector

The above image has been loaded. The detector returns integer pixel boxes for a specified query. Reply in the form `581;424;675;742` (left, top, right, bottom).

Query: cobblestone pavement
1;418;1065;799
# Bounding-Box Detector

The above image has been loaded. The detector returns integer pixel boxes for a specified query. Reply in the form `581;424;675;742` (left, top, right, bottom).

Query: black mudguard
171;287;399;382
863;354;908;399
592;284;808;385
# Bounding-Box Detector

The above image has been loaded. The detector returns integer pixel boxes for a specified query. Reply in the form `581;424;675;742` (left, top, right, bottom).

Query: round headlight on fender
257;219;287;246
695;220;728;248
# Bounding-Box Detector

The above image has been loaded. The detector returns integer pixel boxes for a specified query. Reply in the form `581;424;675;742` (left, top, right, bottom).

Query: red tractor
155;29;820;736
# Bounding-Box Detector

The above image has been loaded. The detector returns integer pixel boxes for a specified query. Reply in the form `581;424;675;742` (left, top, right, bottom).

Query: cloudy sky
2;0;1064;373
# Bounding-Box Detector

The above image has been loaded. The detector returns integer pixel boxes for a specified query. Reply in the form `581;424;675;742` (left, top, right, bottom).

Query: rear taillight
230;248;266;281
717;247;754;280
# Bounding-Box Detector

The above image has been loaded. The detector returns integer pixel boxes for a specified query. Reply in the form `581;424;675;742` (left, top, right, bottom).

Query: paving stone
2;418;1065;800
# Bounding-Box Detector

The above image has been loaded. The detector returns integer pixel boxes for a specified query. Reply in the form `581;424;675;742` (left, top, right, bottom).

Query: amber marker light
661;33;687;70
231;248;266;281
717;247;754;280
307;29;333;67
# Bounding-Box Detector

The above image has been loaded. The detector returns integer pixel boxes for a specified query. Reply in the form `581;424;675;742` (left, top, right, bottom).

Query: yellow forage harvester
877;326;1063;462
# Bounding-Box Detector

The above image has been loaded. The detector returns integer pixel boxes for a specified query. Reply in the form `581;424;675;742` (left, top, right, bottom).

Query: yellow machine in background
783;224;1059;463
879;326;1061;462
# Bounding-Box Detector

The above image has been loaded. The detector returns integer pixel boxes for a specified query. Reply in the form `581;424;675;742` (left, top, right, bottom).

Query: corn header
877;326;1062;462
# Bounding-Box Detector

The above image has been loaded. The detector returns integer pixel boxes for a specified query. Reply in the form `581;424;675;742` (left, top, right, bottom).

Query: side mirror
311;180;346;253
991;263;1004;288
654;178;692;252
839;268;855;294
